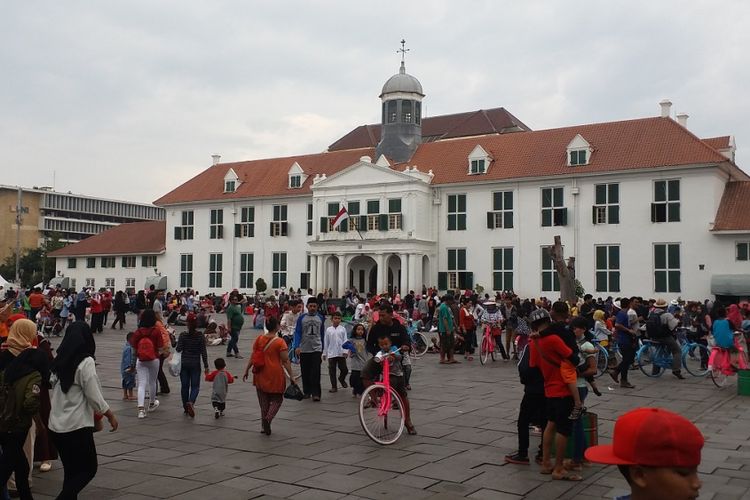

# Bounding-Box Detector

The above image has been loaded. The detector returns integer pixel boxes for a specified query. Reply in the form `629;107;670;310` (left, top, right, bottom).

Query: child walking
344;323;370;397
121;332;136;400
323;311;348;392
206;358;234;418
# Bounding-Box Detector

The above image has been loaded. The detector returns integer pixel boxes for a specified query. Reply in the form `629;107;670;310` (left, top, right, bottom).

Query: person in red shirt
459;298;476;361
264;297;280;322
89;291;105;333
528;308;582;481
28;287;46;320
101;291;113;326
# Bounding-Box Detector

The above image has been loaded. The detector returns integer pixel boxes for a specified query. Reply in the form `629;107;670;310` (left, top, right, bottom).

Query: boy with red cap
586;407;704;500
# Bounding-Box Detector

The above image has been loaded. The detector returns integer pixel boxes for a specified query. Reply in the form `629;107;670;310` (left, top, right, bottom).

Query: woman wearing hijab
0;319;48;500
49;321;117;499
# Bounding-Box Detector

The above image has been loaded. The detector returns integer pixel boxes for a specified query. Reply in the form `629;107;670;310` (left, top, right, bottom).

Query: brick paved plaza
30;320;750;499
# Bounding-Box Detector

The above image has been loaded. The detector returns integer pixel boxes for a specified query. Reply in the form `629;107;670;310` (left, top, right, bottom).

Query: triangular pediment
567;134;591;150
313;160;426;189
224;168;238;181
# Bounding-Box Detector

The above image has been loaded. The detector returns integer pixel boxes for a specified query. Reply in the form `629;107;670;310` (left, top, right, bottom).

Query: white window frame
595;245;621;293
239;253;254;289
654;243;681;293
541;187;566;227
224;180;236;193
652;179;681;223
180;254;193;288
122;256;136;268
101;257;116;268
85;278;95;288
447;194;467;231
272;252;287;289
490;191;513;229
209;253;223;289
178;210;195;240
447;248;467;290
492;247;513;292
141;255;157;268
125;278;136;289
541;246;560;292
593;183;620;225
737;241;750;261
210;209;224;239
104;278;115;288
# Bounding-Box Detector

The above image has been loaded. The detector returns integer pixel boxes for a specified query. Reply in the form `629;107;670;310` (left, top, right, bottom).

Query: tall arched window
402;100;412;123
387;101;397;123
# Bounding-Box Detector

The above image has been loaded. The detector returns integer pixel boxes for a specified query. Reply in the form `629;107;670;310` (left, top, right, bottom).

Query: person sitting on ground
586;407;703;500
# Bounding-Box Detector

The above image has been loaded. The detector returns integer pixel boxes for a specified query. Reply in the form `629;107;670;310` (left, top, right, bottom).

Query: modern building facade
52;62;750;300
0;185;165;263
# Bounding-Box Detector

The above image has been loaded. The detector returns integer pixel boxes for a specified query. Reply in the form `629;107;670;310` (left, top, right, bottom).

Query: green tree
0;233;65;287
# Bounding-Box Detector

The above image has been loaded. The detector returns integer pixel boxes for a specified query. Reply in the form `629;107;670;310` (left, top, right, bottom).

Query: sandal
540;467;554;475
569;405;586;420
552;471;583;481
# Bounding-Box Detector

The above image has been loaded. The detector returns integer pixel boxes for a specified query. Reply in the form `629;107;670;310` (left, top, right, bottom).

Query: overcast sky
2;1;748;204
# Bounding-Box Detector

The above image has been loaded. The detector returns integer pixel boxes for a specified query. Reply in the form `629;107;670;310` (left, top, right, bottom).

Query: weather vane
397;39;409;62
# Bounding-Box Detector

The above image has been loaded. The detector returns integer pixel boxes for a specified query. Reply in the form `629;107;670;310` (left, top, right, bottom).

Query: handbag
251;336;278;374
283;382;304;401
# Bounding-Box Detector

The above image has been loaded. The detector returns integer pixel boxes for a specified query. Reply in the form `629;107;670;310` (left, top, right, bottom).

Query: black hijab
51;321;96;393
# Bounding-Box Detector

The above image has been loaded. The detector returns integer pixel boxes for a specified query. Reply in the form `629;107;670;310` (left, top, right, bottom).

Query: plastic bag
283;382;304;401
168;350;181;377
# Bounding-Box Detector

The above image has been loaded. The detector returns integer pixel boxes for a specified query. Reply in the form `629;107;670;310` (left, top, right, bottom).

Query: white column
376;253;385;293
315;254;326;293
337;254;346;297
399;253;408;296
408;253;418;293
414;254;423;293
309;254;317;293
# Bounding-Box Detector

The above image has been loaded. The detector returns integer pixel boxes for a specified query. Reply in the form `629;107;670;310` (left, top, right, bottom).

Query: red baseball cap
585;407;704;467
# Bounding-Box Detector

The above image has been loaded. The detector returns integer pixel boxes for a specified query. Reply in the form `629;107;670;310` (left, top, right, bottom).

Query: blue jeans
180;363;201;407
572;386;589;462
227;329;240;355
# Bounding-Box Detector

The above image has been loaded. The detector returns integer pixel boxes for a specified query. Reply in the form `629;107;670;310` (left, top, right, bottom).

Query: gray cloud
1;0;748;203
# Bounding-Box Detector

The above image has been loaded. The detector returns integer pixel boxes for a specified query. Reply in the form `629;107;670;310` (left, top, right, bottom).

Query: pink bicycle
480;321;502;365
358;350;405;445
708;332;749;388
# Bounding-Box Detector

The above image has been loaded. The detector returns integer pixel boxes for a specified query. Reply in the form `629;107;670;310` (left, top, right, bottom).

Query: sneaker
214;409;220;419
620;382;635;389
186;402;195;418
329;388;338;393
226;353;234;358
39;462;52;472
148;399;160;412
504;452;530;465
569;405;585;420
234;354;244;359
340;380;348;389
673;371;686;380
138;409;146;419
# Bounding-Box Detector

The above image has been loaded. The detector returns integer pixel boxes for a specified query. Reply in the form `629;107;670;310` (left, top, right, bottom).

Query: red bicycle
358;350;406;445
479;321;501;365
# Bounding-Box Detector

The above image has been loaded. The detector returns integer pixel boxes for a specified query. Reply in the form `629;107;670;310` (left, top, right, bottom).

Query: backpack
0;372;19;433
136;334;158;361
645;311;667;338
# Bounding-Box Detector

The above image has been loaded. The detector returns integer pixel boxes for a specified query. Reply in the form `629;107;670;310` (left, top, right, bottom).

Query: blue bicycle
589;336;623;378
636;333;710;377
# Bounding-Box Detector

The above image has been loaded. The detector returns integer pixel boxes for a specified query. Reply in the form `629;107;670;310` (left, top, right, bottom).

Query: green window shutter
504;212;513;229
459;271;473;290
457;250;467;270
340;219;348;232
174;227;181;240
542;210;552;227
269;223;274;236
668;244;680;268
438;272;448;291
328;203;339;216
458;214;467;230
668;203;680;222
609;184;619;204
610;272;621;292
300;273;309;290
234;224;241;238
654;245;666;269
655;271;667;293
378;213;388;231
650;203;657;222
609;205;620;224
595;184;607;205
281;222;288;236
738;243;749;261
654;181;666;202
487;212;494;229
493;248;502;270
248;224;254;237
448;249;456;271
504;248;513;269
388;199;401;213
493;272;502;291
320;217;328;233
667;180;680;201
448;195;456;213
592;205;598;225
504;191;513;210
359;215;368;232
493;192;502;211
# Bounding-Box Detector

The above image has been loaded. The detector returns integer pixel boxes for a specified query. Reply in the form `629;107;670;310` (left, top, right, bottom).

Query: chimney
211;154;221;165
659;99;672;118
676;113;689;128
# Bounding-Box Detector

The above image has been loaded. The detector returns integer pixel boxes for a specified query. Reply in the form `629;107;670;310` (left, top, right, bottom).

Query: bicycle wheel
595;345;608;378
682;343;709;377
411;332;429;358
480;335;490;365
710;367;729;388
637;344;663;377
359;384;405;445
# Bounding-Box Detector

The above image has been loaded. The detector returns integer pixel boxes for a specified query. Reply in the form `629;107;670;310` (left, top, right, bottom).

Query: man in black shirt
579;294;594;330
362;304;410;381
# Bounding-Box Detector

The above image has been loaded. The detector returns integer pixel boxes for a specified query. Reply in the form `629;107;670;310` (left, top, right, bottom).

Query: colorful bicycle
708;332;749;388
358;350;406;445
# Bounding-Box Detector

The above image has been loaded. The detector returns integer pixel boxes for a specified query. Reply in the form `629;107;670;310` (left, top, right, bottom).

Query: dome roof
380;62;424;97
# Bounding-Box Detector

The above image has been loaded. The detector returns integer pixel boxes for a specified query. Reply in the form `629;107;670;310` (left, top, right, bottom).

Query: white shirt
49;357;110;433
324;325;348;358
354;303;366;320
280;310;300;337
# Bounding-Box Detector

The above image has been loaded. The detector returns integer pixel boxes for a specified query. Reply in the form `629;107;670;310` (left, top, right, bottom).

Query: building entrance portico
310;248;432;297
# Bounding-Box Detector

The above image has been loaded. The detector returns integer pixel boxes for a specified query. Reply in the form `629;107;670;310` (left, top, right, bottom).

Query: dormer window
566;134;592;166
467;145;492;175
287;161;308;189
569;150;587;166
223;168;240;193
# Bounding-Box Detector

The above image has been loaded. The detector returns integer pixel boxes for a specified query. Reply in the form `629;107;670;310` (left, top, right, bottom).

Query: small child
205;358;234;418
344;323;370;397
375;334;416;435
121;332;136;400
570;317;602;397
323;311;349;392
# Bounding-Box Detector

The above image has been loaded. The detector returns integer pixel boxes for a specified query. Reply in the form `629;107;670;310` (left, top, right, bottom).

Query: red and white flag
331;204;349;229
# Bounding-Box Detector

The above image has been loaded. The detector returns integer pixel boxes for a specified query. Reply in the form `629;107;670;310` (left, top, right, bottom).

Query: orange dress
252;335;288;394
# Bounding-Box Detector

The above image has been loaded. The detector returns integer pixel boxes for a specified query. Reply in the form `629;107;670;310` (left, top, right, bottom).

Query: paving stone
298;471;379;494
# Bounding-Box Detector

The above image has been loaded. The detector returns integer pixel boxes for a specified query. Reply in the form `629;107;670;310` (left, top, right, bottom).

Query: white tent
33;282;44;290
0;275;8;288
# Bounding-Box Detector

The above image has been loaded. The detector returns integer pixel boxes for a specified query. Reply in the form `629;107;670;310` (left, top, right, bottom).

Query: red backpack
136;332;158;361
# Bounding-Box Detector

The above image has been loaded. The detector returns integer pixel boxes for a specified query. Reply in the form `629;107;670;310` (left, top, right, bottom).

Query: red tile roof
713;182;750;231
402;116;729;184
327;107;530;151
155;116;731;206
702;136;731;151
49;221;166;257
154;148;375;205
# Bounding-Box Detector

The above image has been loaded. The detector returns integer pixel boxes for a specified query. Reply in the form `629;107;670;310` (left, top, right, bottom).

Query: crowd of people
1;280;746;498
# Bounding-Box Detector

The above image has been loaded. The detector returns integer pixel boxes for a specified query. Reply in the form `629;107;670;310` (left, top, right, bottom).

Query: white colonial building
52;61;750;301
